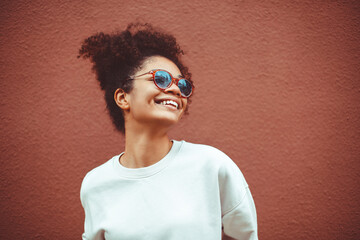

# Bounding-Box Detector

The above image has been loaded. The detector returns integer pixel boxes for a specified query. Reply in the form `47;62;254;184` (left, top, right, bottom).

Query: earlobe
114;88;130;110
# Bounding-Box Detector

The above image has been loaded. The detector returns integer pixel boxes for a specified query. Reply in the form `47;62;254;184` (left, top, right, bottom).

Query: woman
79;23;258;240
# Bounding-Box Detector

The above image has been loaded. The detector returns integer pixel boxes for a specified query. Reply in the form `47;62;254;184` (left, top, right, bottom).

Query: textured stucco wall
0;1;359;239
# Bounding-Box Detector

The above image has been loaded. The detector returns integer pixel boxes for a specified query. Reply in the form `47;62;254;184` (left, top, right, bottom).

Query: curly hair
78;23;192;133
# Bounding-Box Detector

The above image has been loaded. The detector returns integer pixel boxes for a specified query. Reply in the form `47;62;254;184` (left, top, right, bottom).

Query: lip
154;97;182;110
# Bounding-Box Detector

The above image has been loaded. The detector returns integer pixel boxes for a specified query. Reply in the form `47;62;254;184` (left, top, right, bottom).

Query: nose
164;81;181;97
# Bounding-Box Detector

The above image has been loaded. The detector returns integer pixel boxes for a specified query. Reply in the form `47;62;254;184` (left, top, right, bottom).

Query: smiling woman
78;23;258;240
113;56;189;137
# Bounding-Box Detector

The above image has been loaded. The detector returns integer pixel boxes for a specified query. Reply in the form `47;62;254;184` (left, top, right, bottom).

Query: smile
155;99;179;109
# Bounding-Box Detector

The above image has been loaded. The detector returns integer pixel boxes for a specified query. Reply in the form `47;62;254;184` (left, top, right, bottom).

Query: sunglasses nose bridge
172;77;180;86
164;77;182;97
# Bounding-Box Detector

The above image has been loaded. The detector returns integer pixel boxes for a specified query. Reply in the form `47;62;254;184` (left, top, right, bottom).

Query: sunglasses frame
130;69;193;97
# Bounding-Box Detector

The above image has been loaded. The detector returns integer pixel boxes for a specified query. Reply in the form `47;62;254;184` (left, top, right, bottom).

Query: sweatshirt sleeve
80;175;92;240
82;233;89;240
222;186;258;239
80;173;105;240
218;156;258;240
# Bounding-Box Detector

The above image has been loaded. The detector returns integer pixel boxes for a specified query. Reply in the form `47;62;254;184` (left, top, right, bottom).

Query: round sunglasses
130;69;193;97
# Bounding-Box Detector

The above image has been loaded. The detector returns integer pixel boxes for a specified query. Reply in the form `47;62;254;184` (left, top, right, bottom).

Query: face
121;56;188;130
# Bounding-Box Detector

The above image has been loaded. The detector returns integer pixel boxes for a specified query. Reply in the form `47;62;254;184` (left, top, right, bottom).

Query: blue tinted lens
154;71;172;88
178;79;192;97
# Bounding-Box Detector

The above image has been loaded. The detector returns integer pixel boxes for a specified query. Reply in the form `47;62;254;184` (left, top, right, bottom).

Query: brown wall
1;1;359;239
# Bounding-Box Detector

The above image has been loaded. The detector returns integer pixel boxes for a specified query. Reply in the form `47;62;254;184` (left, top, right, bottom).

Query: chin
154;114;182;127
159;117;181;126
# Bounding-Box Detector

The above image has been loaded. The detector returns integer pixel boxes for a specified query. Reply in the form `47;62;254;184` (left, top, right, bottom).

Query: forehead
137;56;181;76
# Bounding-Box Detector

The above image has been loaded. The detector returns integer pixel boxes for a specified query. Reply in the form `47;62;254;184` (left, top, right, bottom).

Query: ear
114;88;130;110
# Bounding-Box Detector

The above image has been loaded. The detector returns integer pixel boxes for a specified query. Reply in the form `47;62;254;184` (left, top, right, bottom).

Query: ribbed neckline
112;140;183;179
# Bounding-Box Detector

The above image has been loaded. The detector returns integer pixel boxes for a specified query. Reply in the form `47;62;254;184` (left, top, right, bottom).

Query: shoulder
179;141;234;163
180;140;230;159
82;156;117;184
80;155;118;202
180;140;248;184
179;141;240;171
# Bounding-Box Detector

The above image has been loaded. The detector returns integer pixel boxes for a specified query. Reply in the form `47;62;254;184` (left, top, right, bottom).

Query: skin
114;55;188;168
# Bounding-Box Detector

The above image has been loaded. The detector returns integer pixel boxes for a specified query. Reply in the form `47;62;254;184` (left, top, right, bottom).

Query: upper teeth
160;100;178;109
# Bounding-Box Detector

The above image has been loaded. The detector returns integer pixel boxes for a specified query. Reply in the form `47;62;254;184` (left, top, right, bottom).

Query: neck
121;123;173;168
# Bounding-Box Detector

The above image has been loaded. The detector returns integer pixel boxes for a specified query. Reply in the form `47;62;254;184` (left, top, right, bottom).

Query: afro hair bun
78;22;192;133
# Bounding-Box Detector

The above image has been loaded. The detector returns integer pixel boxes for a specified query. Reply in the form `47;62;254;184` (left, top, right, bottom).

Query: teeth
159;100;178;109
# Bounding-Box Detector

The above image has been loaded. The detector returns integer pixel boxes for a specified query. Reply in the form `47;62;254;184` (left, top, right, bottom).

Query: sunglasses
130;69;193;97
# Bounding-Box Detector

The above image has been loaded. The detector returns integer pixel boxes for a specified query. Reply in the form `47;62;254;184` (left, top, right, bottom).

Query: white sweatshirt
81;140;258;240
